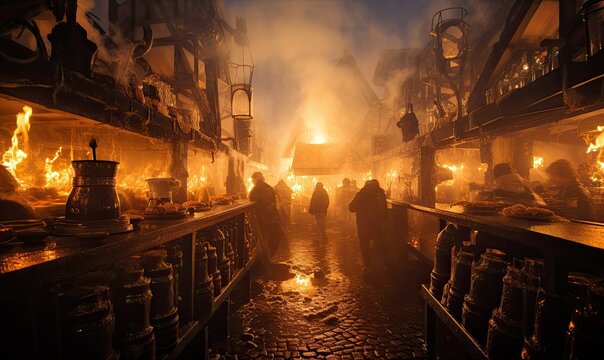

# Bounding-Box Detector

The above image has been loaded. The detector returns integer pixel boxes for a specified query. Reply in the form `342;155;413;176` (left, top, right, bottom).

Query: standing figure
486;163;545;205
249;172;284;258
545;159;594;221
349;179;387;269
309;182;329;233
335;178;354;223
274;180;293;229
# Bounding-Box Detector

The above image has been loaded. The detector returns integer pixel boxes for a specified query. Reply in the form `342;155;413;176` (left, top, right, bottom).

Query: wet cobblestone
226;219;427;359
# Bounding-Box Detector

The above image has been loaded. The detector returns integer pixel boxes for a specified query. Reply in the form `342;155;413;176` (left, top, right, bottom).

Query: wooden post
512;138;532;180
418;146;436;207
480;140;494;186
171;138;189;203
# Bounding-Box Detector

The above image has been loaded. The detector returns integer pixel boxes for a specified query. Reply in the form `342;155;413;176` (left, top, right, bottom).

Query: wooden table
388;200;604;359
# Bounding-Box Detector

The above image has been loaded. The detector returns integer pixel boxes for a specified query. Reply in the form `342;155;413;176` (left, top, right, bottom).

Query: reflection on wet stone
219;218;426;359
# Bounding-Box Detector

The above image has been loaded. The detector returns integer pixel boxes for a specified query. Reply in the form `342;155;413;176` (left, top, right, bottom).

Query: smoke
222;0;421;149
222;0;505;157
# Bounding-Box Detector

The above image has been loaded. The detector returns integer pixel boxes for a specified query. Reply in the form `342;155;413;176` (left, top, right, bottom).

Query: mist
221;0;504;154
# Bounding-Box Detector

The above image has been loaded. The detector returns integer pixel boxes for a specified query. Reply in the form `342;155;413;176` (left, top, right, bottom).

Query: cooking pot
146;178;181;205
66;160;121;221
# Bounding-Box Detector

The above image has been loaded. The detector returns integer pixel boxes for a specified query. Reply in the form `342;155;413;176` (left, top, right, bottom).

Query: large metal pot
146;178;181;205
66;161;121;221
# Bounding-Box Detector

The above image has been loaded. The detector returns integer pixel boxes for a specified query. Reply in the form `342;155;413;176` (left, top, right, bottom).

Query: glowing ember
533;156;544;169
586;126;604;153
2;106;32;184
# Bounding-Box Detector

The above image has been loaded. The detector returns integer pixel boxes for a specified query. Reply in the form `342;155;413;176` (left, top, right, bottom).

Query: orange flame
587;126;604;153
44;146;72;192
2;106;33;184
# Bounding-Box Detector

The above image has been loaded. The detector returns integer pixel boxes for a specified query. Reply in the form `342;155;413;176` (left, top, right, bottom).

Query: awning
291;143;370;176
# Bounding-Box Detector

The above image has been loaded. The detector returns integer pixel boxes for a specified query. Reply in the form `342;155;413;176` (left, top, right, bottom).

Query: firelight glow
533;156;544;169
2;106;32;183
310;130;327;144
586;126;604;153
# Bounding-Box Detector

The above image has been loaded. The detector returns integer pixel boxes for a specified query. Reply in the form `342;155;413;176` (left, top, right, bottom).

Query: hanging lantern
230;55;254;120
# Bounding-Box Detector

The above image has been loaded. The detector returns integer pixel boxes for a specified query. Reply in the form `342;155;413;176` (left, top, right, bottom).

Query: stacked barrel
429;226;604;360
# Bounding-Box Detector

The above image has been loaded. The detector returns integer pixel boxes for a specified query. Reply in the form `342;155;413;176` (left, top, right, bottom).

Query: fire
586;126;604;153
533;156;544;169
44;147;72;191
440;163;463;172
188;166;207;190
292;183;304;198
2;106;32;183
310;130;327;144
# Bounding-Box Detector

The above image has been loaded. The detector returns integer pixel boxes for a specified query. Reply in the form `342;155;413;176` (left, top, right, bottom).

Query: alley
225;218;428;359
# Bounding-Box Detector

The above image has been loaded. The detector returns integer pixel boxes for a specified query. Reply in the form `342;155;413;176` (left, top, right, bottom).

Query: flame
44;146;72;192
188;166;208;191
533;156;544;169
587;126;604;153
440;163;463;172
2;106;32;184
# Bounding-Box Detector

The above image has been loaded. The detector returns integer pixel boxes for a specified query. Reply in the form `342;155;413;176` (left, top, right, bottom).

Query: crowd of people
248;157;595;273
248;172;389;271
483;159;594;221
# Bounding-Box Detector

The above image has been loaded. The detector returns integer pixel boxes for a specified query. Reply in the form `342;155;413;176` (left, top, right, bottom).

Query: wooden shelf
421;285;488;360
0;201;254;298
0;38;217;151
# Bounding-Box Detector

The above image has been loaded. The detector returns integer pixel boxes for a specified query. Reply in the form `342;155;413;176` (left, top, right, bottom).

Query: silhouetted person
309;182;329;233
486;163;545;205
274;180;293;229
249;172;283;258
349;179;387;269
545;159;594;221
336;178;355;223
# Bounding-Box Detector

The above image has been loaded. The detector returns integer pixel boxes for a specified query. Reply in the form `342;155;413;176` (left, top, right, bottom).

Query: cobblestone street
222;217;428;359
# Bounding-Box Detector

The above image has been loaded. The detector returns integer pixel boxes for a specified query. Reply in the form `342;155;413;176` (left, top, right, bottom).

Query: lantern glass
232;85;253;120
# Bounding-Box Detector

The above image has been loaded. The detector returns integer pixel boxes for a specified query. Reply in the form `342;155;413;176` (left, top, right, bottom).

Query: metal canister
141;250;175;319
195;242;214;318
112;258;155;360
444;246;480;320
486;261;526;360
60;286;117;360
522;288;567;360
522;258;543;337
206;244;222;296
430;224;465;299
165;244;183;309
213;228;231;285
140;250;179;356
564;274;604;360
462;250;508;345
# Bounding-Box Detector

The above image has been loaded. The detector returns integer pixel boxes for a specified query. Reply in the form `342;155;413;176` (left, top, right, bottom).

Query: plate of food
452;201;506;215
144;203;188;220
501;204;558;221
183;201;213;213
213;194;238;205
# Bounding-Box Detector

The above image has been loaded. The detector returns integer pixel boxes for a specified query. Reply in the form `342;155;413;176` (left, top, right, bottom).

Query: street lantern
230;51;254;120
